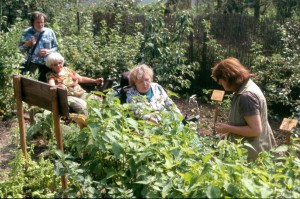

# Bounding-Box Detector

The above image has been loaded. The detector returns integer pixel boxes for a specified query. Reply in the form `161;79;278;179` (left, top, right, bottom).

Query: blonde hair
45;52;64;68
129;64;153;86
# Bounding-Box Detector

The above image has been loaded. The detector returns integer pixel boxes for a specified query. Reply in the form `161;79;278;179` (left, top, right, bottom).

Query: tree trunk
0;0;2;32
217;0;222;10
254;0;260;20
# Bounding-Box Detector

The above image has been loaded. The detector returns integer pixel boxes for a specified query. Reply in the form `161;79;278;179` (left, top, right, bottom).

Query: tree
273;0;298;19
0;0;30;31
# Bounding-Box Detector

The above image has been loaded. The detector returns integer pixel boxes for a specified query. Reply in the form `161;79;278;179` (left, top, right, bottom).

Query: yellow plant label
280;118;298;132
211;90;225;102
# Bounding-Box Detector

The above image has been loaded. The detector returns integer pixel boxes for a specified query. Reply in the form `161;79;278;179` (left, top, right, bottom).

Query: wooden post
279;118;298;144
50;87;68;190
13;76;28;166
211;90;225;135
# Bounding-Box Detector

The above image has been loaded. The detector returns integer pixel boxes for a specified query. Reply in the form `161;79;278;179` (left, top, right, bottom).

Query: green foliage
58;12;143;80
141;5;199;90
250;20;300;119
201;19;225;64
26;110;53;140
56;3;199;89
0;0;78;31
273;0;299;19
0;21;25;119
99;0;141;13
0;149;60;198
52;95;300;198
1;94;300;198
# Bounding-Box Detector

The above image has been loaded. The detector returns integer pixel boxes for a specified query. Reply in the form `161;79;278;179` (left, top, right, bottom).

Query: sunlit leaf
206;186;221;198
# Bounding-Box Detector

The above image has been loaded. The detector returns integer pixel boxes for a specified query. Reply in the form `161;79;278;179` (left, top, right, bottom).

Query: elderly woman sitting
46;52;103;115
126;64;181;124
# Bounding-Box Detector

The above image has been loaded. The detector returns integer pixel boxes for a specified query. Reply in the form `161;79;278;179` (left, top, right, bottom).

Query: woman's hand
38;49;51;57
215;123;230;139
144;115;159;125
215;123;230;134
24;36;36;48
95;78;104;85
215;115;262;138
58;84;67;90
148;116;159;125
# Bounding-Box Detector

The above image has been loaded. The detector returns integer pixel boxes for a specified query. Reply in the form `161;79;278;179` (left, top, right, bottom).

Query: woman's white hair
129;64;153;86
45;52;64;68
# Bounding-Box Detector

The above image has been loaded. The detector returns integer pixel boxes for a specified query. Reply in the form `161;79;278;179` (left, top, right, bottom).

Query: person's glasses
136;78;151;85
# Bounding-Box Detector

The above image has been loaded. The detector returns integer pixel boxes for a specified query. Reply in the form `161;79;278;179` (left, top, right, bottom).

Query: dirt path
0;119;18;180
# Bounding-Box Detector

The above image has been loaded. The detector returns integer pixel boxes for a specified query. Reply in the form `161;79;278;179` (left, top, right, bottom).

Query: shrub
251;20;300;119
0;21;25;119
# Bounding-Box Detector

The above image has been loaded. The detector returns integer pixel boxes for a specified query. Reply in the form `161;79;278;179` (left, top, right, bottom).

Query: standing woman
212;57;276;161
19;11;58;82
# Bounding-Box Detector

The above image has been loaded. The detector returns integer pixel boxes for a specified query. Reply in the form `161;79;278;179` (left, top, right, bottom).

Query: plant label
280;118;298;132
211;90;225;102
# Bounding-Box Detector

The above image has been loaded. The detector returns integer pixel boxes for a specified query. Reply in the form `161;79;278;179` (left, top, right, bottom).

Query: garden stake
211;90;225;135
279;118;298;145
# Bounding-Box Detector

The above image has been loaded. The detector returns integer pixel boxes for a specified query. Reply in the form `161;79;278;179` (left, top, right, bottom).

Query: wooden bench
13;75;115;191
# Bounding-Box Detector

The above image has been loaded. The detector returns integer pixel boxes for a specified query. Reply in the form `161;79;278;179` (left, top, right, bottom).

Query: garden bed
0;98;288;181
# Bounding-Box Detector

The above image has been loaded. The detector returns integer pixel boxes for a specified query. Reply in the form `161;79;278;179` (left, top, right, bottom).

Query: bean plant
52;93;300;198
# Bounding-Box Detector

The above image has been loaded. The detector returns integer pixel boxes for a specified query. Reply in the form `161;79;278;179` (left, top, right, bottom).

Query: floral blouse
46;67;85;97
126;82;181;120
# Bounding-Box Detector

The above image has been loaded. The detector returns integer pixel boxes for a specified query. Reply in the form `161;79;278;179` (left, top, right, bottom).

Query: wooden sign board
280;118;298;132
18;77;69;117
211;90;225;102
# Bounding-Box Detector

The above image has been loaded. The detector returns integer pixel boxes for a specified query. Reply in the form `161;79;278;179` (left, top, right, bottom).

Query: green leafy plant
0;149;60;198
0;20;26;119
51;93;300;198
141;5;199;91
26;110;53;140
250;20;300;119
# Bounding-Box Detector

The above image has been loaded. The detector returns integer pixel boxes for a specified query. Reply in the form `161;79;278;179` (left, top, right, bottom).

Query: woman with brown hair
212;57;276;161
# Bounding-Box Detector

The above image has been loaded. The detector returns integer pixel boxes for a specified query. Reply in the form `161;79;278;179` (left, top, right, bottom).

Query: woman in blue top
19;11;58;82
126;64;181;125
